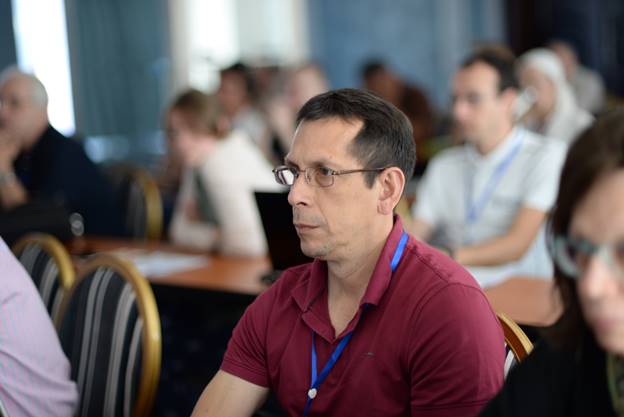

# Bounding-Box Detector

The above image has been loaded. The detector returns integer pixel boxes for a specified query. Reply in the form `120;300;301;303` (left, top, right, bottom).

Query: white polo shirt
413;127;566;287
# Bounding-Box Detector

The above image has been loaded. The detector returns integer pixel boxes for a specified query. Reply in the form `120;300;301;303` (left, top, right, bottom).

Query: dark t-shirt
479;332;615;417
222;218;505;417
13;125;123;236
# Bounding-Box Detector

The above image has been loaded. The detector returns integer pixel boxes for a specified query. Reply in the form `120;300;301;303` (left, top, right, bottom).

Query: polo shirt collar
465;126;523;167
291;216;407;339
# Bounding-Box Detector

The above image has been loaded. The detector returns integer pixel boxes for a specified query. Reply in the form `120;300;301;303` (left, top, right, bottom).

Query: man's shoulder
519;128;566;160
38;127;90;162
428;145;466;165
421;145;466;183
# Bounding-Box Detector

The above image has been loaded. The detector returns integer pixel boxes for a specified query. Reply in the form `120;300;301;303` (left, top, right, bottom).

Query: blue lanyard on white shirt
301;231;409;417
464;130;524;226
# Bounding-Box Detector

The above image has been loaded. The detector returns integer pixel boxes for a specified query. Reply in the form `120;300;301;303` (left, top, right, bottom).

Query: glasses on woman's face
272;165;387;188
553;235;624;280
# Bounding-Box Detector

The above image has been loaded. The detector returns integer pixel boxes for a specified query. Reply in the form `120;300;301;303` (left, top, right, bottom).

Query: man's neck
324;217;394;337
326;219;393;301
475;123;514;155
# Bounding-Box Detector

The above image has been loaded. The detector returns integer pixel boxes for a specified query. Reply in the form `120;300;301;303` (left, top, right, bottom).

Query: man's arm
409;284;504;416
190;371;269;417
454;206;546;266
0;133;27;209
0;171;27;209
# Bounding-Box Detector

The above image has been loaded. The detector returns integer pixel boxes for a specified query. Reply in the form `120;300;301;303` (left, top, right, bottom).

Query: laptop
254;191;312;283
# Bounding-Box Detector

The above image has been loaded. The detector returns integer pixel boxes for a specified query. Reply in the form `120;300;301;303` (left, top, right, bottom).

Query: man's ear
501;87;519;114
377;167;405;215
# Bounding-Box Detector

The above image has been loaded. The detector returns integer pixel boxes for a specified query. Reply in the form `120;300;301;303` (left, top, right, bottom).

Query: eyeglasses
553;235;624;280
272;165;387;188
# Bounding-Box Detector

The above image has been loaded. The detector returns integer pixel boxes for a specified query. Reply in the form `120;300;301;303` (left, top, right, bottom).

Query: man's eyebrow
285;157;337;169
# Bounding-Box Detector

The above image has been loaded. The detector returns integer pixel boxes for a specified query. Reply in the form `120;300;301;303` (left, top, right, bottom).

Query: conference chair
12;232;75;323
107;164;163;241
56;254;161;417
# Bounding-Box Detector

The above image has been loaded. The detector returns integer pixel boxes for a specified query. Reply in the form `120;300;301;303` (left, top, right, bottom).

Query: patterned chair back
12;233;75;323
57;254;161;417
497;312;534;377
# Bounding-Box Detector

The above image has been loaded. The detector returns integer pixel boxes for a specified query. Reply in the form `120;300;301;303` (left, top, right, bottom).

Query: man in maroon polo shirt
191;88;504;417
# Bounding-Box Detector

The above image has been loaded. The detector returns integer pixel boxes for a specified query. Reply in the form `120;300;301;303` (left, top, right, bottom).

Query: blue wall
307;0;505;108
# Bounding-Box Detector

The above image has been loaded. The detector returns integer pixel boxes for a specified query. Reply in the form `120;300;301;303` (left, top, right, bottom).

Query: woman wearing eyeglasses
479;110;624;416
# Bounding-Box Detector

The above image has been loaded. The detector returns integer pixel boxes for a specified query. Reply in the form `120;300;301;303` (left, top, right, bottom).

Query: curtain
64;0;171;139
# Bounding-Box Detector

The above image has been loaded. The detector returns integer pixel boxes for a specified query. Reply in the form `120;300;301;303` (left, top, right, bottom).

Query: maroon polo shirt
221;217;504;417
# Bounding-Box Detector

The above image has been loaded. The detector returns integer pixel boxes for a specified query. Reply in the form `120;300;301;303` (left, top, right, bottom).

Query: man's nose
287;173;312;207
452;99;469;122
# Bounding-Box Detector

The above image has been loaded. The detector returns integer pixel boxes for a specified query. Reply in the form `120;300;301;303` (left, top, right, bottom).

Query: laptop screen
254;191;312;270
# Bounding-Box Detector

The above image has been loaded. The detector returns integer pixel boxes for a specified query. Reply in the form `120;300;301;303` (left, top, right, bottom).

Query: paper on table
105;248;209;278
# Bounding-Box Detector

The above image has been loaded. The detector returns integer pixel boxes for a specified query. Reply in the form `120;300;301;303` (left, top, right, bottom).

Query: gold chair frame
12;232;76;322
57;254;161;417
497;312;533;361
130;168;163;241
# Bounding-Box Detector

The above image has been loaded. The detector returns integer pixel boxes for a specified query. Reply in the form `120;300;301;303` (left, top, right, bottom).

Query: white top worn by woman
170;130;283;256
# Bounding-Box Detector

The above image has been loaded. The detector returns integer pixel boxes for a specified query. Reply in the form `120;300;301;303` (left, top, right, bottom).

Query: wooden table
69;238;562;326
68;237;271;295
484;276;562;327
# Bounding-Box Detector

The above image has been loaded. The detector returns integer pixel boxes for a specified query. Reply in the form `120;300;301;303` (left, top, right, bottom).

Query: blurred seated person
517;48;593;145
411;50;566;287
217;62;272;160
0;67;123;236
479;110;624;417
154;127;183;234
264;62;330;160
361;59;435;177
167;89;281;256
0;236;77;416
549;39;606;115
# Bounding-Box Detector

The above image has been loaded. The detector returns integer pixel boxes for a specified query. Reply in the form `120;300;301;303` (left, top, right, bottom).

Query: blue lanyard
464;130;524;226
301;231;408;417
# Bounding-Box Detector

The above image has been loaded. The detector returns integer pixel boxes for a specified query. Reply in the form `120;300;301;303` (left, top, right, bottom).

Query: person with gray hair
549;39;606;115
0;67;123;236
517;48;593;145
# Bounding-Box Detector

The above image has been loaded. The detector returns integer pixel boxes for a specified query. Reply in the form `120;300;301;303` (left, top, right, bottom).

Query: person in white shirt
411;50;566;287
517;48;593;145
167;89;282;256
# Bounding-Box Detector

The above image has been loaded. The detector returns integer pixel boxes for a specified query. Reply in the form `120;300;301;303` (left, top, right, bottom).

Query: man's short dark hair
360;59;387;81
221;62;257;99
461;50;519;93
295;88;416;187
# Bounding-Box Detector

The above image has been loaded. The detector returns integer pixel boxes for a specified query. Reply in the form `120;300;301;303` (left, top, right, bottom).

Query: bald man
0;67;123;236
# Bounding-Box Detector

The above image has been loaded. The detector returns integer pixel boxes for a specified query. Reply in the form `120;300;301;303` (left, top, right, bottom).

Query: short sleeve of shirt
521;140;566;212
413;153;451;228
220;289;274;387
408;283;505;417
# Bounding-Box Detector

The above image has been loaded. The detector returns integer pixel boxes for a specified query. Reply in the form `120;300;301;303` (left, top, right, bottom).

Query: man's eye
317;167;334;176
466;93;481;104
